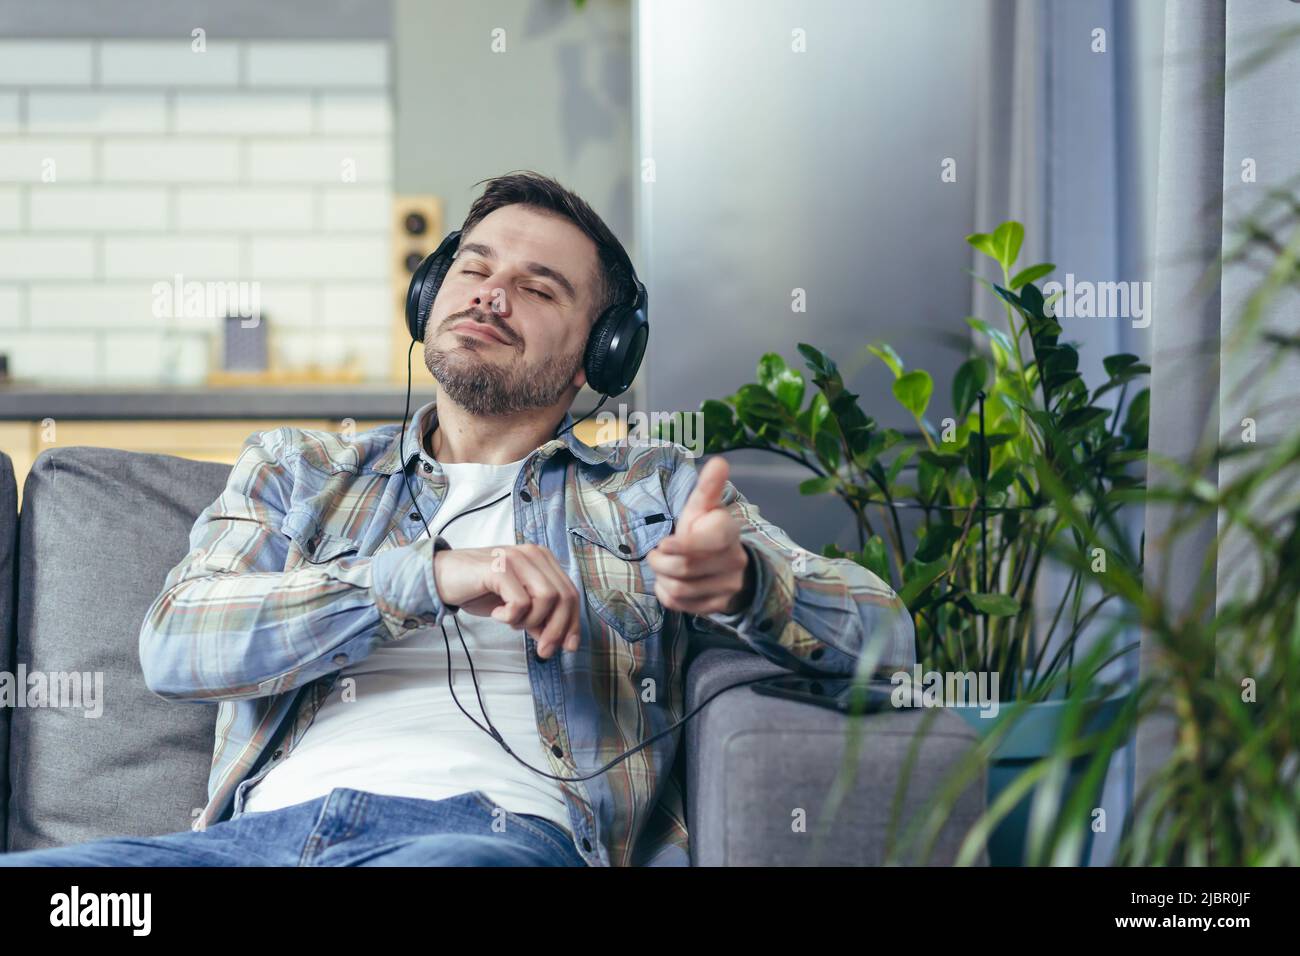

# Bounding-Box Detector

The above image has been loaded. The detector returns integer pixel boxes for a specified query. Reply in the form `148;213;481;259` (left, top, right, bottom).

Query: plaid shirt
138;396;915;866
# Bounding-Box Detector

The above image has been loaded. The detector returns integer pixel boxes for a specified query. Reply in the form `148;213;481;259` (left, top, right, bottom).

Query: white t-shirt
240;453;573;835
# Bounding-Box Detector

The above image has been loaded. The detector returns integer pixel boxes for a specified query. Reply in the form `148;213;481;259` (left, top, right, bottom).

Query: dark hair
460;170;634;326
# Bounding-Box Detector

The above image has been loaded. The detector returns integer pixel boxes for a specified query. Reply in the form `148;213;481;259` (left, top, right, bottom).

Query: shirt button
403;618;421;628
272;749;283;760
520;490;532;502
409;512;420;522
551;744;563;758
617;543;631;554
421;461;432;474
332;653;348;665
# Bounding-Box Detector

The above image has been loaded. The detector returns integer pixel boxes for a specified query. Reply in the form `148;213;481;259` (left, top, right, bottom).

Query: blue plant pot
954;689;1130;866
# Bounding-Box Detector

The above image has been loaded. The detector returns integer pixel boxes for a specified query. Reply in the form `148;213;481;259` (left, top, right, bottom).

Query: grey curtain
1137;0;1300;787
973;0;1164;864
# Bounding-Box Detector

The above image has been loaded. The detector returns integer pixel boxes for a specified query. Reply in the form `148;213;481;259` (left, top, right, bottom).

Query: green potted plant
890;162;1300;866
662;222;1149;864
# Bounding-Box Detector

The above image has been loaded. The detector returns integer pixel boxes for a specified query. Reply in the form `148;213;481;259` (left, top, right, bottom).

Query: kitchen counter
0;384;441;421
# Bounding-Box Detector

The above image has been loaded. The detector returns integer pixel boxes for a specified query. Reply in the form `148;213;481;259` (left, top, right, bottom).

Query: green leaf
1019;281;1046;321
952;356;989;418
813;429;841;471
885;444;916;486
986;463;1019;494
1009;262;1055;290
992;221;1025;269
733;383;788;430
915;523;962;563
965;316;1015;364
898;558;950;608
1122;387;1150;449
700;398;738;435
917;456;941;500
967;593;1020;616
918;450;963;469
1102;353;1141;378
1060;406;1110;433
867;342;905;379
892;370;933;418
796;342;842;390
966;232;999;262
757;352;806;414
966;433;991;483
798;475;838;495
860;535;890;582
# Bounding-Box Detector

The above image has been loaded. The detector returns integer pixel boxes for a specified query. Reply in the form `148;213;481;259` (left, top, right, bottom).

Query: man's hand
433;545;581;659
648;457;755;616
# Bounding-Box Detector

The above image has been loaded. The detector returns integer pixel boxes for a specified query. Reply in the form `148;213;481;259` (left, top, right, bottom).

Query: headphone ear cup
583;310;619;396
415;256;454;342
406;229;462;343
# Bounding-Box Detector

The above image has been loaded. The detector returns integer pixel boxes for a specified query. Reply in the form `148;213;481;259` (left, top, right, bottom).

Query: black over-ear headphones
405;228;649;398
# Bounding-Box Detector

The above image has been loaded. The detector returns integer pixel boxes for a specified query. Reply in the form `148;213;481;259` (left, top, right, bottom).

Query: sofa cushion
684;648;986;865
8;446;230;851
0;452;17;850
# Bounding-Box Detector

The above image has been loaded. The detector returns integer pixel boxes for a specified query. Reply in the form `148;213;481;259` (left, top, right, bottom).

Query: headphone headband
406;228;648;398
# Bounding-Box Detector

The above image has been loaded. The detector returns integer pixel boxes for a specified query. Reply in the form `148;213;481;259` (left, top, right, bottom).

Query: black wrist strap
431;536;459;614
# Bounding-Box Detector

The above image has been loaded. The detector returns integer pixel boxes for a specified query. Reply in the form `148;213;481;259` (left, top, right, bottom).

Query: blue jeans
0;788;587;867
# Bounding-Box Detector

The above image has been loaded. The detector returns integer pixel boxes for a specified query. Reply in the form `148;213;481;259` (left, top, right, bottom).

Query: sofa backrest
8;446;231;851
0;452;17;851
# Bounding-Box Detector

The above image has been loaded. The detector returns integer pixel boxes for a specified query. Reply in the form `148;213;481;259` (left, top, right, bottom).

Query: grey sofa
0;444;985;865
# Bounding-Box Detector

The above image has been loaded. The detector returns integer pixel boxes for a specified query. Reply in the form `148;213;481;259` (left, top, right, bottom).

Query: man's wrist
721;544;757;615
431;536;459;613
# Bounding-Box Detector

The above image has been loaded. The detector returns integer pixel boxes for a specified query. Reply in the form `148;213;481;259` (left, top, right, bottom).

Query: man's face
424;204;600;416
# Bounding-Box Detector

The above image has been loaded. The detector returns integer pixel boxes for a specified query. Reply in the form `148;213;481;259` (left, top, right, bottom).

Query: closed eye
459;265;553;301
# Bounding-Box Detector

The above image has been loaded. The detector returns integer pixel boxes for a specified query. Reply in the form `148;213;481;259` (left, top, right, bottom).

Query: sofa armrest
684;648;987;865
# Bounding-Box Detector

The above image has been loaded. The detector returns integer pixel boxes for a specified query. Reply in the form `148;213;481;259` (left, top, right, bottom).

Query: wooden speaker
391;194;445;383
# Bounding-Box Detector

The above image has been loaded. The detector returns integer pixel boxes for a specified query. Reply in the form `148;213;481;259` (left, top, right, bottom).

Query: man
0;171;914;868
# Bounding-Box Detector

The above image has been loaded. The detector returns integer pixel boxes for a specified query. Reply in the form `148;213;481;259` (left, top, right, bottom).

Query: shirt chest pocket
568;513;673;643
280;510;360;571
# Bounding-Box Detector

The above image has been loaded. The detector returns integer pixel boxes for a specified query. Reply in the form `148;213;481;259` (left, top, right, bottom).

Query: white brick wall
28;92;167;133
246;43;388;88
0;331;98;380
0;41;94;86
250;237;387;279
0;39;394;385
176;188;314;232
0;237;95;279
103;238;242;280
30;187;169;231
30;284;162;330
320;283;393;328
174;92;313;134
0;139;96;182
0;285;22;329
101;140;242;182
0;187;20;230
99;41;240;87
322;186;389;231
0;92;19;133
246;140;390;183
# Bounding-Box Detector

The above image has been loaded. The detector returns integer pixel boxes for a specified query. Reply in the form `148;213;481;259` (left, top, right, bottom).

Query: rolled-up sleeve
138;428;455;703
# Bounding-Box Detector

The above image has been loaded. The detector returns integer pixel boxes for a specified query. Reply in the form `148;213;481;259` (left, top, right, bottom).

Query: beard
424;313;587;416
